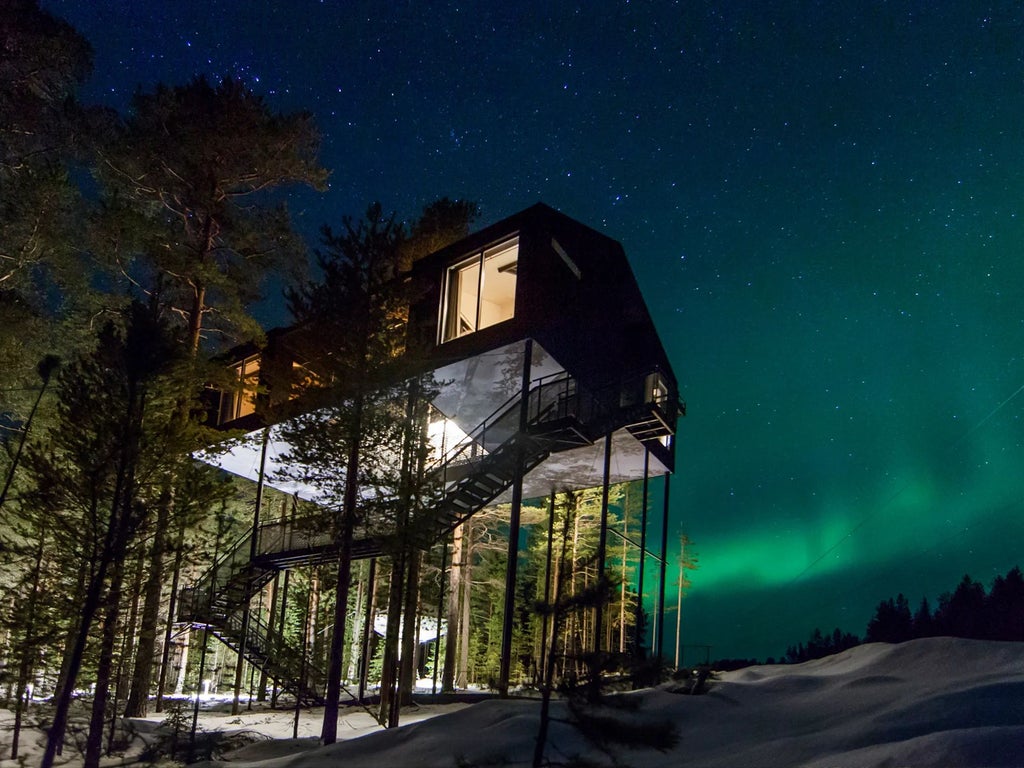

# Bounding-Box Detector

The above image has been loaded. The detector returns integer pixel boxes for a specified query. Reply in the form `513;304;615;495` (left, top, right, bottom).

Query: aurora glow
43;0;1024;660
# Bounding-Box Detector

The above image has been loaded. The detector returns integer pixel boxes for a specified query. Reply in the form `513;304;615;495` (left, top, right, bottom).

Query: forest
778;565;1024;665
0;3;694;766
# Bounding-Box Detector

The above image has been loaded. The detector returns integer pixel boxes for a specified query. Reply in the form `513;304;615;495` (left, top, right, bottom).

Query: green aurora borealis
44;0;1024;660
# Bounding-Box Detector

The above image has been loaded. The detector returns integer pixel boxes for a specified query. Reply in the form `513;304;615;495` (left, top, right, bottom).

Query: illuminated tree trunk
619;510;628;654
174;631;190;695
378;555;405;725
458;525;472;689
258;577;278;700
442;525;463;692
347;569;364;682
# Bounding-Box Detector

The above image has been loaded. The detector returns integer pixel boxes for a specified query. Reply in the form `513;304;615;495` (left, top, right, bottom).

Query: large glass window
441;237;518;342
219;354;260;423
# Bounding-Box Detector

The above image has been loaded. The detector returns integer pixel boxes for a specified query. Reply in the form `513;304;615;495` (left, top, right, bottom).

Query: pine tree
936;575;988;639
0;0;106;459
93;74;327;353
865;593;913;643
279;204;423;740
88;74;328;719
987;566;1024;641
31;303;198;768
912;596;934;638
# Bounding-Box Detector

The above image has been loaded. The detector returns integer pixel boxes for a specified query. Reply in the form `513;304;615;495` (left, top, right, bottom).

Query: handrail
183;363;675;625
431;365;673;469
192;365;673;579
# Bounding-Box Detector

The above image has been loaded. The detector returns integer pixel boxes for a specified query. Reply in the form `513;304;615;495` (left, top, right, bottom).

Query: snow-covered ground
3;637;1022;767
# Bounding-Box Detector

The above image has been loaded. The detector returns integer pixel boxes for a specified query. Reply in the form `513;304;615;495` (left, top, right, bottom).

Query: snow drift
4;637;1020;767
211;637;1023;768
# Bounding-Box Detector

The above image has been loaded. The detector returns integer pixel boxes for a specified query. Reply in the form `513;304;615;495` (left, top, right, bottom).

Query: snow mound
202;637;1024;768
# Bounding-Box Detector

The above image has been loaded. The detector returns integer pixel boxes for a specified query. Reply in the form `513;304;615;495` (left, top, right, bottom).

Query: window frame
439;235;519;343
219;353;261;423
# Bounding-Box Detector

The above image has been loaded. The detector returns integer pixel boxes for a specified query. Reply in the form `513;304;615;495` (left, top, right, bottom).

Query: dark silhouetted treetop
0;0;93;171
0;0;100;409
785;626;860;663
94;75;328;352
401;197;480;268
865;593;913;644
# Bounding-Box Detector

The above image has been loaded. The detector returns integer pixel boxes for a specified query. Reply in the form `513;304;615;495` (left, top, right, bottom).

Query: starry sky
43;0;1024;661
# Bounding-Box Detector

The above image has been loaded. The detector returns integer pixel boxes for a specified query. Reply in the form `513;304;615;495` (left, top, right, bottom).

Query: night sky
42;0;1024;661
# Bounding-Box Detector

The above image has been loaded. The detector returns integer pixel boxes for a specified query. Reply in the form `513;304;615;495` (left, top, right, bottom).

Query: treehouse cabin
188;203;681;703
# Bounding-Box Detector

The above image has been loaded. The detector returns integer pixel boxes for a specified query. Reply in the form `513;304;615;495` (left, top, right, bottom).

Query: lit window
441;237;518;342
645;372;670;406
220;355;260;423
289;361;320;399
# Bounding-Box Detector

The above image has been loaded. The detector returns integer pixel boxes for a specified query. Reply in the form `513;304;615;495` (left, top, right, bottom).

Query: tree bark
126;492;171;716
458;524;472;690
441;525;462;693
108;553;144;752
156;514;187;712
84;557;126;768
398;550;421;706
378;554;406;726
10;530;45;760
320;395;361;745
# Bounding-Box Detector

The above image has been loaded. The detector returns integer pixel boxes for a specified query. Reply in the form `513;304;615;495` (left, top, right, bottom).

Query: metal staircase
178;368;675;704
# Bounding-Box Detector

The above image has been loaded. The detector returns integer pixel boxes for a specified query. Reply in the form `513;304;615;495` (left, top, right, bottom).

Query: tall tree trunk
109;553;144;752
11;529;45;760
441;525;462;693
320;395;361;745
458;525;472;690
126;492;171;716
378;554;406;726
174;629;190;695
52;530;93;722
42;511;130;767
398;550;421;706
156;514;187;711
308;567;322;665
357;560;377;702
187;279;207;356
533;496;573;768
348;561;364;684
44;375;147;768
347;566;364;683
619;510;628;654
84;557;126;768
272;568;291;707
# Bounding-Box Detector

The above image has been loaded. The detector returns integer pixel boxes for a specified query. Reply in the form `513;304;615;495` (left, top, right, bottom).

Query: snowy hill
208;637;1024;768
3;637;1020;766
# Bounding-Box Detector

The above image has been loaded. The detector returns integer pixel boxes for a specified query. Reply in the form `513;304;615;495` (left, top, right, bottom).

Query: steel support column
592;432;613;654
634;448;650;656
656;473;671;661
498;339;533;695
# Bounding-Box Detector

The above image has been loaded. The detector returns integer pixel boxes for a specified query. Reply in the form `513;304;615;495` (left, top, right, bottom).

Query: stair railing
178;525;257;623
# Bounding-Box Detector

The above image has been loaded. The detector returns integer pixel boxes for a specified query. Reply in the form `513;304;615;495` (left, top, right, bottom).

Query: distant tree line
779;565;1024;665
